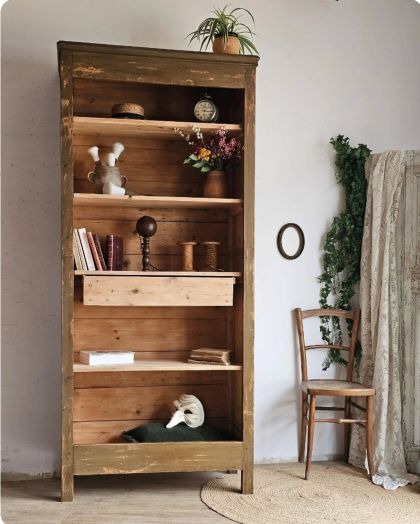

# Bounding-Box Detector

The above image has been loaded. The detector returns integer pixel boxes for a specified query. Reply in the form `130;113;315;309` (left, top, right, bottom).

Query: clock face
194;99;219;123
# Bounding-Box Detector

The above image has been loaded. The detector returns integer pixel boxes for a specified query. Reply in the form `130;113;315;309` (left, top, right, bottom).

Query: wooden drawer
83;275;235;306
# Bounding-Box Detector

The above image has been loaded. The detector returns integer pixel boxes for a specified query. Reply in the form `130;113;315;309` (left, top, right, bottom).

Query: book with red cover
93;234;107;270
87;232;102;271
107;235;123;271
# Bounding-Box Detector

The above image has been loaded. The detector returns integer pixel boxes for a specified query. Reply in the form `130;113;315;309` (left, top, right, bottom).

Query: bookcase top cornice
57;40;259;66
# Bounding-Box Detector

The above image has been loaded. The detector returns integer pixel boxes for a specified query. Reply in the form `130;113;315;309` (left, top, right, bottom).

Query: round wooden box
111;102;145;119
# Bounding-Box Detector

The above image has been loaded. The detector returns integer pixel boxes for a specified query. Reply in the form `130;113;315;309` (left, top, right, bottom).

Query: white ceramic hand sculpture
166;394;205;429
87;146;101;165
105;152;116;167
112;141;125;161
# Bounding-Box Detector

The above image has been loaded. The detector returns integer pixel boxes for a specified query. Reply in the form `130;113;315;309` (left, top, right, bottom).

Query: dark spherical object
136;215;157;238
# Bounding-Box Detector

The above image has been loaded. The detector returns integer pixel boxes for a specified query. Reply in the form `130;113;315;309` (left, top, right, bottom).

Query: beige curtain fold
349;150;418;489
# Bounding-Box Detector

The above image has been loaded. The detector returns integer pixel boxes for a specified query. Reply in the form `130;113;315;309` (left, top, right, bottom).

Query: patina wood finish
74;442;243;475
58;41;258;501
59;50;74;503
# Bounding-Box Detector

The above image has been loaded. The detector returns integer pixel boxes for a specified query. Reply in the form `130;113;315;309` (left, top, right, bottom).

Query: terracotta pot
203;170;227;198
87;166;127;194
212;36;240;55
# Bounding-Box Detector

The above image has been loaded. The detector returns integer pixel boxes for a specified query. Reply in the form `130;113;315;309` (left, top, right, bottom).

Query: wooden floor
1;472;229;523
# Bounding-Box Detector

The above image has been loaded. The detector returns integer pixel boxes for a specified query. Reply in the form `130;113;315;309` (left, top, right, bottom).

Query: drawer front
83;276;235;306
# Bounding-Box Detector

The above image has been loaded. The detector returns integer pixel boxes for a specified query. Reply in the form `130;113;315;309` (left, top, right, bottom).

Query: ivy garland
319;135;371;370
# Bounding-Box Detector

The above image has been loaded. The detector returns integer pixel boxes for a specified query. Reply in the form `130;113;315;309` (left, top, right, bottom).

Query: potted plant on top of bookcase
187;5;258;55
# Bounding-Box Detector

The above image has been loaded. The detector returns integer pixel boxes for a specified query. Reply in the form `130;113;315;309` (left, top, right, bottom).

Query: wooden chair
294;308;375;480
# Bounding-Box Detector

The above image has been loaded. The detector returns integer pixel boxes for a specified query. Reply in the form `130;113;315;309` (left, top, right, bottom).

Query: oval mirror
277;223;305;260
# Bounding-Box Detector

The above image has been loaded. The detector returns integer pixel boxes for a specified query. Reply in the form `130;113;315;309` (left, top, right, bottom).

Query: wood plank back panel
73;417;229;444
73;317;227;353
73;384;227;421
74;370;228;388
74;136;202;197
73;78;244;123
74;202;228;223
73;219;228;256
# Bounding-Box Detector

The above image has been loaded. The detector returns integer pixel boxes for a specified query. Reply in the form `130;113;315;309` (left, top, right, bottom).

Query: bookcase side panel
241;66;256;494
60;49;75;502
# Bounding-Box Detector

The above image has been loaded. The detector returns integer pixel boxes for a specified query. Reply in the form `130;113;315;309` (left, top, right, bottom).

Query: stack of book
79;350;135;366
188;348;232;366
73;228;123;271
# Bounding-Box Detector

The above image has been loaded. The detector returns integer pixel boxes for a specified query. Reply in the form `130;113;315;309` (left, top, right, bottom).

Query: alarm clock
194;93;219;123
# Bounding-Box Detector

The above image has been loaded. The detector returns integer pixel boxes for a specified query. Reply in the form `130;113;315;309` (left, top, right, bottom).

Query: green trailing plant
187;5;259;55
319;135;371;370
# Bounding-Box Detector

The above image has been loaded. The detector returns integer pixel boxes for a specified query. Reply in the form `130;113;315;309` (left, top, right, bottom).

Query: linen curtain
349;151;418;490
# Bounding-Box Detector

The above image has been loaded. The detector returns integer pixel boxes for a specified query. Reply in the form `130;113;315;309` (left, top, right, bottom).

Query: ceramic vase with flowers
175;125;243;198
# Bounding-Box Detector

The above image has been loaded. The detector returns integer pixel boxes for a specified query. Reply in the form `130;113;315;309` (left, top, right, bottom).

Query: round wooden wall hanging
277;223;305;260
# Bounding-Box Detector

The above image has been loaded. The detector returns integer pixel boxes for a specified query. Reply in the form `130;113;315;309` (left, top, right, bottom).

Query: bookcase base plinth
74;441;243;475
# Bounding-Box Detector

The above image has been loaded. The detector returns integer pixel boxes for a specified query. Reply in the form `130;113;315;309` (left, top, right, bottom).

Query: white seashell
87;146;100;163
166;394;204;429
105;152;116;167
102;182;125;195
112;141;125;161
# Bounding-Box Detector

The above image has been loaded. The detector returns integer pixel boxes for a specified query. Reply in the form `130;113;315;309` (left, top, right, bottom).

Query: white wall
2;0;420;476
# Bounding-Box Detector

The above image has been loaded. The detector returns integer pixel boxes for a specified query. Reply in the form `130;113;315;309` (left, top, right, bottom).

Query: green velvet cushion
121;422;232;443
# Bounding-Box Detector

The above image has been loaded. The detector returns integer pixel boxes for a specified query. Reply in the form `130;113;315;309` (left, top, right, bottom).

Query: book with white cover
78;228;96;271
79;351;135;366
74;228;87;270
72;230;83;270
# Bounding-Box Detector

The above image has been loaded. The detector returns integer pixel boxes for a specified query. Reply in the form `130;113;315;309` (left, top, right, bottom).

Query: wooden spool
202;241;221;271
179;242;197;271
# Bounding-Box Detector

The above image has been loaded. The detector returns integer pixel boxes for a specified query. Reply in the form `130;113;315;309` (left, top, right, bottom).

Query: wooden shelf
75;270;240;277
72;116;242;139
73;360;242;372
73;193;243;210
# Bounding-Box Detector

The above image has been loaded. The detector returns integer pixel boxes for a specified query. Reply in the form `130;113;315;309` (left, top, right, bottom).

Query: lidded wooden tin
111;102;145;119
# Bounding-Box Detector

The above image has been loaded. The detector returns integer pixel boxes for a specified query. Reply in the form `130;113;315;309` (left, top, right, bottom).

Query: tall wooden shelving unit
58;41;258;502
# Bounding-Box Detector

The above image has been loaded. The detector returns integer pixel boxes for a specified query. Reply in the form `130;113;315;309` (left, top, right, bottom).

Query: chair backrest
294;308;361;382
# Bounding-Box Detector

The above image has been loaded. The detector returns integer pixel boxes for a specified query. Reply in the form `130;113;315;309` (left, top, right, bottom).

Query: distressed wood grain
59;49;74;502
73;442;243;475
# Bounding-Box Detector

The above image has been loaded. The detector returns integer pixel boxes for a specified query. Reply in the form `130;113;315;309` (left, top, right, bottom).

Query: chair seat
302;379;374;397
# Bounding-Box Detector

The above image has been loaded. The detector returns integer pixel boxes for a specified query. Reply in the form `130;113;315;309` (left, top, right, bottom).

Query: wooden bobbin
179;241;197;271
202;241;221;271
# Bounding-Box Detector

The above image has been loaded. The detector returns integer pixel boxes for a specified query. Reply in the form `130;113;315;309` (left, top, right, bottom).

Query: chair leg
366;396;374;478
344;397;351;461
304;395;316;480
299;392;308;463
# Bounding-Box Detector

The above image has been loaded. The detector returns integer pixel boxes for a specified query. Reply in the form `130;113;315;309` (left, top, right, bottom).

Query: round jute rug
201;462;420;524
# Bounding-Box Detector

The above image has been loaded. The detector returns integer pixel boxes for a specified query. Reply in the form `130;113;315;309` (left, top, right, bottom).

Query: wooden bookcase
58;41;258;502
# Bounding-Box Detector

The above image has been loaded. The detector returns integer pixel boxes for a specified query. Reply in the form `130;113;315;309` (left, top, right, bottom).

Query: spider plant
187;5;258;55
